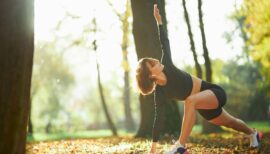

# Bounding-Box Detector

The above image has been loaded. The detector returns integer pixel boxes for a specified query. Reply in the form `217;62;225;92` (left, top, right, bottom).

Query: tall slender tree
198;0;212;82
182;0;202;78
231;2;250;63
107;0;135;131
92;18;118;136
198;0;221;133
0;0;34;153
131;0;182;138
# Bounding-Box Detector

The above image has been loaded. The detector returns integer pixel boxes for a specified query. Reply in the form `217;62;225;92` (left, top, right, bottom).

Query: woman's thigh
186;89;219;110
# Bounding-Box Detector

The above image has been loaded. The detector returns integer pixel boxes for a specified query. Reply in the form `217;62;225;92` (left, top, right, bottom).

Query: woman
135;4;263;154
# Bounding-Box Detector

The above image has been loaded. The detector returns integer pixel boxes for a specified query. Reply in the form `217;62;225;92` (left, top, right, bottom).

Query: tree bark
131;0;182;139
182;0;202;78
0;0;34;153
198;0;222;133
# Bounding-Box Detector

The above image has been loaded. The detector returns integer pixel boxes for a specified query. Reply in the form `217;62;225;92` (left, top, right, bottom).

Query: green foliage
221;60;269;120
31;43;75;133
241;0;270;91
210;59;229;84
184;58;268;121
27;129;131;142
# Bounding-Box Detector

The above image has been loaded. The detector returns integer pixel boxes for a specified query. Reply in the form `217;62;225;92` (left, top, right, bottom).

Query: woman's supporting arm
151;89;166;153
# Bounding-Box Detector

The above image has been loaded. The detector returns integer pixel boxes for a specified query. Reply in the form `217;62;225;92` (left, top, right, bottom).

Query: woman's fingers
153;4;162;24
154;4;159;14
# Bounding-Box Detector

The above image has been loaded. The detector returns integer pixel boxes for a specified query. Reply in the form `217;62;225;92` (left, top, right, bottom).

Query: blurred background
28;0;270;141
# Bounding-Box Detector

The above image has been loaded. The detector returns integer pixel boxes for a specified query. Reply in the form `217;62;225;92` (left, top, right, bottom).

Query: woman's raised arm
153;4;173;65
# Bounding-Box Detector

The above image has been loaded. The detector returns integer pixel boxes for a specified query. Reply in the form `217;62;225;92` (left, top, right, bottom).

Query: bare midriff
189;75;202;96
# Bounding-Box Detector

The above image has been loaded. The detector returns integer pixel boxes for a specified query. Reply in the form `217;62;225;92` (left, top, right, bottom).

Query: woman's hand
149;148;157;154
153;4;162;25
149;142;158;154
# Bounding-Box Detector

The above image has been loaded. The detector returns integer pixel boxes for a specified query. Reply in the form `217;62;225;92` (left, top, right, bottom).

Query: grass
247;121;270;132
27;121;270;142
27;129;134;142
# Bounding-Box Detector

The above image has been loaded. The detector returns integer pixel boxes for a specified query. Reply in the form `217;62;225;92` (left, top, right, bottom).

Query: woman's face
146;59;164;77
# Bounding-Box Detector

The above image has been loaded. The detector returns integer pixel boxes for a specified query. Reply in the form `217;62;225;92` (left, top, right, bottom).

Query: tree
222;60;265;120
197;0;221;133
31;43;75;133
224;2;250;64
107;0;136;131
241;0;270;92
182;0;202;78
92;18;118;136
131;0;182;138
0;0;34;153
198;0;212;82
223;1;270;121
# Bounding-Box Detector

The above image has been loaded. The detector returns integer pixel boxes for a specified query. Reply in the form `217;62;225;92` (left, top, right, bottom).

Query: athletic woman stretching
135;4;263;154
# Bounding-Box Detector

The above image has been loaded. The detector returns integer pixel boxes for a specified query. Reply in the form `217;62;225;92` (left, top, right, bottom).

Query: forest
0;0;269;153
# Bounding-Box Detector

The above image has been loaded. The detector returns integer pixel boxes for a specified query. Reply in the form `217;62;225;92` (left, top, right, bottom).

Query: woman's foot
250;129;263;148
166;141;188;154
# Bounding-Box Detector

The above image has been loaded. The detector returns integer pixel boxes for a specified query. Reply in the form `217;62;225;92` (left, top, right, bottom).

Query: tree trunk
131;0;182;139
92;36;118;135
198;0;212;82
198;0;222;133
106;0;136;131
123;70;136;131
182;0;202;78
122;1;136;131
0;0;34;153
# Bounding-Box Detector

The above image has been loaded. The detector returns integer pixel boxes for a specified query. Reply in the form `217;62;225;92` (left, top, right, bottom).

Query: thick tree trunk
131;0;182;139
0;0;34;153
182;0;202;79
198;0;222;133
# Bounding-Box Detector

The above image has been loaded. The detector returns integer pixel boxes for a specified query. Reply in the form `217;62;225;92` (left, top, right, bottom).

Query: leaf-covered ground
26;132;270;154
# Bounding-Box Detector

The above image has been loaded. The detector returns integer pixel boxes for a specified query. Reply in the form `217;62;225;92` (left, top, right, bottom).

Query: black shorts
197;81;227;120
